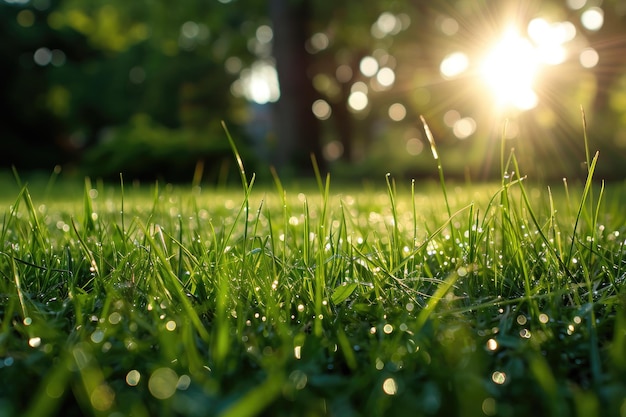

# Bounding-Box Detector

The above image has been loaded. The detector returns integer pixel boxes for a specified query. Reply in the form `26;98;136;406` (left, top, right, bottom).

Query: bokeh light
453;117;476;139
382;377;398;395
439;17;459;36
348;91;368;111
148;367;179;400
237;60;280;104
323;140;344;160
360;56;379;77
579;48;599;68
388;103;406;121
312;99;332;120
440;52;469;79
581;7;604;31
376;67;395;88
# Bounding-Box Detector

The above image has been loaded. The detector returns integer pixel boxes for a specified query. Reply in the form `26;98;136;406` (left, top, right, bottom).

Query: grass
1;126;625;417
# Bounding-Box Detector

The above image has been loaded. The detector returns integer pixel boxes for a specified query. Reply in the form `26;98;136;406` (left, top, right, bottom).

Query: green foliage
1;137;626;416
81;115;252;182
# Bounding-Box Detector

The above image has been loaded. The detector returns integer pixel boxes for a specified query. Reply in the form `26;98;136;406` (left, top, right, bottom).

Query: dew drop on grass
90;330;105;344
125;339;137;351
177;375;191;390
539;313;549;324
289;370;308;390
382;377;398;395
516;315;527;325
90;384;114;411
519;329;531;339
148;368;178;400
486;338;498;351
126;370;141;386
383;324;393;334
28;337;42;348
491;371;506;385
482;397;497;416
23;317;32;326
165;321;176;331
294;345;302;359
108;312;122;324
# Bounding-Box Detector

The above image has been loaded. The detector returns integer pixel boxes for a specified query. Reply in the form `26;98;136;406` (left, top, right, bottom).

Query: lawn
1;135;625;417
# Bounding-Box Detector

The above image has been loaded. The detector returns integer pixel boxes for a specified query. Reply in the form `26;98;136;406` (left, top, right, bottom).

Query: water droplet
148;368;178;399
539;313;549;324
482;397;497;416
486;338;498;351
28;337;42;348
90;330;105;344
165;320;176;331
383;324;394;334
516;315;527;325
108;312;122;324
126;370;141;386
294;346;302;359
90;384;115;411
519;329;532;339
176;374;191;390
23;317;32;326
491;371;506;385
289;370;308;390
382;377;398;395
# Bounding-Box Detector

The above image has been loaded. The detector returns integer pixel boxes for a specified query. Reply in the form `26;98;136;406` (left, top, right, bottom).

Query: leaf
331;283;358;305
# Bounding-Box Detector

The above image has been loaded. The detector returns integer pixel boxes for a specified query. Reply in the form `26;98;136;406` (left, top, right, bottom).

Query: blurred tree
40;0;250;180
2;0;626;180
269;0;323;173
0;0;88;170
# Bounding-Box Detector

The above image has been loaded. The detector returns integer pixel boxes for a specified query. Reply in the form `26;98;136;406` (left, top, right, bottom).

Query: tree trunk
269;0;325;175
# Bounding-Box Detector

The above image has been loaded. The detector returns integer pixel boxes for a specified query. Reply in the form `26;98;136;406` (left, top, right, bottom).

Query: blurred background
2;0;626;183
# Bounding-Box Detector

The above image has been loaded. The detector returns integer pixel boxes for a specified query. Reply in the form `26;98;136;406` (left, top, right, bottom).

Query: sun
477;18;576;113
479;28;541;111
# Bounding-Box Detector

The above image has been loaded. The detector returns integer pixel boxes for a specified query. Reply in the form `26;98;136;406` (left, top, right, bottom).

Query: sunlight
479;20;576;112
479;29;539;111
